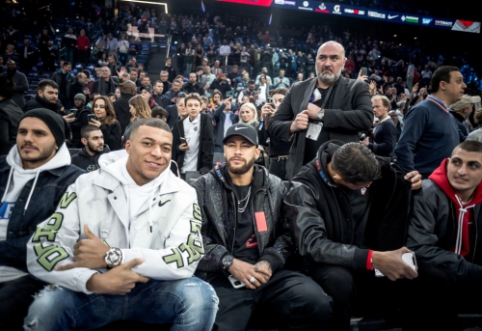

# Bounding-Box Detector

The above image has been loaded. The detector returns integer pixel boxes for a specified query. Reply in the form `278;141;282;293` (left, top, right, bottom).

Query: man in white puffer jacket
24;118;218;331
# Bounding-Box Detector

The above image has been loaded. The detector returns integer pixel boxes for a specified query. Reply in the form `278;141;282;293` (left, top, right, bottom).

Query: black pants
269;157;288;180
211;270;333;331
402;261;482;331
0;275;46;330
310;265;403;331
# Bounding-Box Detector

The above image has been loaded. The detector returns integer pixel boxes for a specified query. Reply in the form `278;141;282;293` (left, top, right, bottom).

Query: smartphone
228;275;246;289
361;66;368;76
375;251;418;277
87;114;97;121
180;137;188;145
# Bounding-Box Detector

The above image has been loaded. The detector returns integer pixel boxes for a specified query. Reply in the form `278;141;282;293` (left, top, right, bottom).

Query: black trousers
0;275;46;330
402;261;482;331
269;157;288;180
211;270;333;331
310;265;403;331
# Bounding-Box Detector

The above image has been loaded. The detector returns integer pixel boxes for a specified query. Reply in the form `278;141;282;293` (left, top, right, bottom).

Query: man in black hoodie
284;141;421;330
192;123;333;331
113;80;136;133
71;125;109;172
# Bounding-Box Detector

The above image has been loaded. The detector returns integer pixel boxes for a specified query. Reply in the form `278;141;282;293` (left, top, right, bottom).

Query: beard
87;140;103;154
227;155;256;175
316;67;341;84
19;142;56;163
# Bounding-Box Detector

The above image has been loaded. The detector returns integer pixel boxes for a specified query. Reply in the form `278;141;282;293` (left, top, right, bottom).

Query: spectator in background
255;67;272;86
117;34;129;64
228;65;241;86
0;76;23;155
151;106;168;122
126;56;139;73
89;95;122;150
92;67;118;96
62;28;77;64
1;60;28;109
95;34;107;60
273;69;290;89
209;72;231;98
51;61;75;109
166;95;187;129
362;95;397;160
183;72;204;95
113;80;137;133
77;29;91;66
389;110;403;141
237;80;258;105
164;57;177;82
172;93;214;177
69;72;90;104
239;102;259;129
69;93;90;147
211;60;223;77
214;97;238;152
106;54;120;75
219;39;231;64
71;125;109;172
18;38;36;74
40;40;57;72
159;70;172;94
258;87;291;179
164;79;184;105
140;86;159;109
153;80;170;109
395;66;466;178
3;44;19;64
106;33;118;56
450;95;480;141
124;94;152;141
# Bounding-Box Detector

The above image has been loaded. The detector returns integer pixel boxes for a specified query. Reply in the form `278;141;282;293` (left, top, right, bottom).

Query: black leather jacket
407;180;482;282
192;164;292;279
284;140;413;270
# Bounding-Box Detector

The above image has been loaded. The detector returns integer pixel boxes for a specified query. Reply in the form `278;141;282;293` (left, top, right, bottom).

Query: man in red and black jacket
284;140;421;330
405;140;482;330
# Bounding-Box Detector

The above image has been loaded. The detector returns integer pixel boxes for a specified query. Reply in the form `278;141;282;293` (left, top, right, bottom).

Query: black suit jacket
172;113;214;174
268;76;372;179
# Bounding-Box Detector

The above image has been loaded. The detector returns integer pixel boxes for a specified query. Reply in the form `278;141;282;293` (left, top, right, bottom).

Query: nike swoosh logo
158;199;171;207
388;15;398;19
235;127;247;131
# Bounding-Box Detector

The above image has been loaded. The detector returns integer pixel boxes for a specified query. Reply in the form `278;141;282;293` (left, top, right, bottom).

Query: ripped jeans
24;277;218;331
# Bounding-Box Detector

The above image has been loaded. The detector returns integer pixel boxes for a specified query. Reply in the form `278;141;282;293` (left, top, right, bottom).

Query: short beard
227;155;256;175
20;143;56;163
87;141;103;154
317;71;341;84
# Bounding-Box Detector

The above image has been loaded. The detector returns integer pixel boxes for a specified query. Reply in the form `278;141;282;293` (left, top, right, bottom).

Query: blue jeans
24;277;218;331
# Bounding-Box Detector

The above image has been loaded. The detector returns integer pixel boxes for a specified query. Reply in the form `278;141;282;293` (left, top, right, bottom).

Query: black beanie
20;108;66;148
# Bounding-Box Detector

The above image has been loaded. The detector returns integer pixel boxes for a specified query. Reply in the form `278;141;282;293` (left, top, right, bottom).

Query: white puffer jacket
27;151;203;294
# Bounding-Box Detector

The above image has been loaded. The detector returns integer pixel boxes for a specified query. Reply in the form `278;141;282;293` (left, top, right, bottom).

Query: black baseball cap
223;123;258;146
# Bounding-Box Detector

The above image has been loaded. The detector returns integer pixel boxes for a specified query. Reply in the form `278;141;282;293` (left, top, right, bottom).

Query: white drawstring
0;167;13;205
23;169;41;215
454;195;475;255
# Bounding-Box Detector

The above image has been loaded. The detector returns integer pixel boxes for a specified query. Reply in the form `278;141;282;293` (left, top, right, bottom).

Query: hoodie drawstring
148;186;157;233
0;167;14;206
24;169;41;215
454;195;475;255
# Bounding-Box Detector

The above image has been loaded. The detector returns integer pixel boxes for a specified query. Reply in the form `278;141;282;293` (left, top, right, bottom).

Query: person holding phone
88;95;122;151
172;93;214;178
284;141;421;330
192;123;333;331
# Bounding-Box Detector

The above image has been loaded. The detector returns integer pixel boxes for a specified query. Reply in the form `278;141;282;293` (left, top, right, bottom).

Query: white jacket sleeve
121;192;203;280
26;183;97;294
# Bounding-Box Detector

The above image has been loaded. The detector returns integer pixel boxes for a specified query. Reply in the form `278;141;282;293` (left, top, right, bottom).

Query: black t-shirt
304;86;334;164
232;183;260;264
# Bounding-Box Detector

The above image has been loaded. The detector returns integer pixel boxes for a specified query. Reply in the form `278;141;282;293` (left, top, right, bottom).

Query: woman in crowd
209;90;223;110
89;95;122;150
95;34;107;60
124;94;152;142
98;52;108;67
239;102;259;129
108;93;117;103
195;44;204;67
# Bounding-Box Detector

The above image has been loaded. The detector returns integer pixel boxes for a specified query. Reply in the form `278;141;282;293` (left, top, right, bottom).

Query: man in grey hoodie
0;109;84;329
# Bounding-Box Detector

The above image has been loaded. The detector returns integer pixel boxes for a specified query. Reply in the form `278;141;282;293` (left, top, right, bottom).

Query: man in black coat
112;80;136;133
284;141;421;330
71;125;110;172
183;73;204;95
269;41;373;179
0;60;28;109
17;38;37;74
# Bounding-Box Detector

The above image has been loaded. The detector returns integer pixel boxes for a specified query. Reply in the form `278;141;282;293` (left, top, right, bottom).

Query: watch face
106;249;122;267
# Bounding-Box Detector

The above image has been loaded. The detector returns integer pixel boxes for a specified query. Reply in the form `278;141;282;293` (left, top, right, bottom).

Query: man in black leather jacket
192;123;333;331
405;140;482;330
284;141;421;330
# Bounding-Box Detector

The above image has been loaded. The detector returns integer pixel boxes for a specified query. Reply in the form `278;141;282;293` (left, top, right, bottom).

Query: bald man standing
269;41;372;179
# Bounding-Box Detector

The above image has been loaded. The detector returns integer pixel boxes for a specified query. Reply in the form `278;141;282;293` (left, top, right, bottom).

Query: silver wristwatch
105;248;123;269
317;109;325;121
